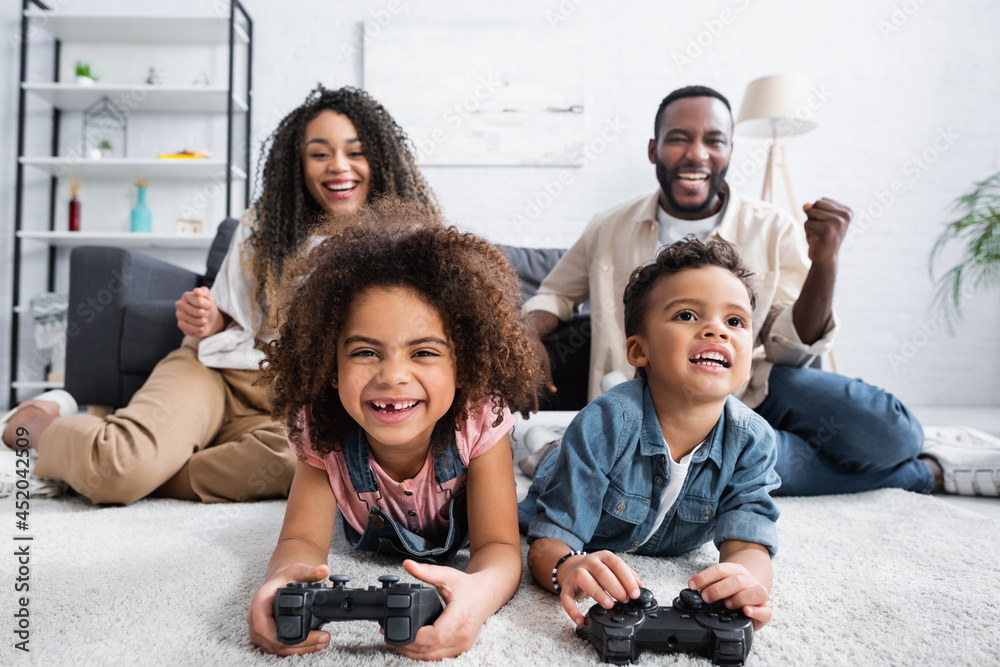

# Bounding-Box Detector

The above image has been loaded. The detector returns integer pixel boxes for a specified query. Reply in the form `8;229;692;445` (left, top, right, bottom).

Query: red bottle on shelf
69;179;81;231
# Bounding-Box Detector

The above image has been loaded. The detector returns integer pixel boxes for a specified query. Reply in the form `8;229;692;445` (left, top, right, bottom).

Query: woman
0;86;438;505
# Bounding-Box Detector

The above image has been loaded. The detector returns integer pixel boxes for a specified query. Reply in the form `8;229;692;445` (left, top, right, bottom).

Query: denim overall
339;425;470;565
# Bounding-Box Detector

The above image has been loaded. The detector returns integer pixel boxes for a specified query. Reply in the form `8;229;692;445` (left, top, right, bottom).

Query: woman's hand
175;286;224;337
247;563;331;656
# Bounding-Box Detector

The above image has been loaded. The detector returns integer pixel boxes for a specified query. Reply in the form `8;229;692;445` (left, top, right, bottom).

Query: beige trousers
35;337;295;505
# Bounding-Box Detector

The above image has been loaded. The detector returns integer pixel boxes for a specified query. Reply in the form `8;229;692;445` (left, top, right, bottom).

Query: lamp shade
736;74;818;138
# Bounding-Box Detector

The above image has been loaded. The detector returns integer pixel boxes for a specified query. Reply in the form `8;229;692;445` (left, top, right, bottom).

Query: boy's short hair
623;237;757;339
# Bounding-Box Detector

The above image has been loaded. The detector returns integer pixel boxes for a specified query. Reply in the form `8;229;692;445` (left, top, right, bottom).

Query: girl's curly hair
246;85;440;324
262;198;542;458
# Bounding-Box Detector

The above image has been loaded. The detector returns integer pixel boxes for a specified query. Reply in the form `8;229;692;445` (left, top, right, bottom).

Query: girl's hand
247;563;331;655
391;559;492;660
688;562;771;631
556;551;642;625
175;286;222;337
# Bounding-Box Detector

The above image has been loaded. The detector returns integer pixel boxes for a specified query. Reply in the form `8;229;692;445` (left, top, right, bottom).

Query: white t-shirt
656;205;723;249
629;437;705;552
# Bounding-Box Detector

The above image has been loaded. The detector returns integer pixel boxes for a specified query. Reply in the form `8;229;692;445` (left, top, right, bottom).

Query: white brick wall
2;0;998;408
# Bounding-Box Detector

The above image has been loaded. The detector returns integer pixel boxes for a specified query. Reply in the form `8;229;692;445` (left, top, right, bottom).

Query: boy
518;237;780;631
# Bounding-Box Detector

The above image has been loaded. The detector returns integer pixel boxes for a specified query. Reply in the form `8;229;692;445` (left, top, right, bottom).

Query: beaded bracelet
552;550;588;592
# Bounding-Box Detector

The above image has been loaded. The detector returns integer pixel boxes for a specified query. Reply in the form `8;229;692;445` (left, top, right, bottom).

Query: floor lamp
736;74;817;218
736;74;837;372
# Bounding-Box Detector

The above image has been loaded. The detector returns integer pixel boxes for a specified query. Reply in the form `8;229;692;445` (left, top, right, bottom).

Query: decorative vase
130;182;152;233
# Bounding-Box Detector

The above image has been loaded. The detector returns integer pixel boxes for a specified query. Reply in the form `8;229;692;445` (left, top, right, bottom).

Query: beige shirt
524;187;837;407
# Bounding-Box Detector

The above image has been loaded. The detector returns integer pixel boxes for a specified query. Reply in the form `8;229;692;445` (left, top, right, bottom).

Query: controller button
277;594;304;608
276;616;302;638
677;588;704;611
593;608;607;617
387;595;412;609
286;582;308;589
329;574;351;587
609;638;631;653
379;575;400;588
611;615;624;623
718;640;743;656
385;616;411;643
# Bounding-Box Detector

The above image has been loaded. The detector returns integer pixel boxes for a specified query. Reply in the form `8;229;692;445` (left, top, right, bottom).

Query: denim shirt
524;379;780;557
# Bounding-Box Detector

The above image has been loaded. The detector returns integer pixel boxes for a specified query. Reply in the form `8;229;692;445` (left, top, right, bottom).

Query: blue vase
131;184;152;233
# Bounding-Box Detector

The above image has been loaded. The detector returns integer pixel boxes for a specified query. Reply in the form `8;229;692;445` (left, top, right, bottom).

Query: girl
0;86;438;505
247;204;540;661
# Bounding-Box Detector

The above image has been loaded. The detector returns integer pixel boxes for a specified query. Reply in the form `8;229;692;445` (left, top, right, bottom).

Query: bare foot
2;400;62;450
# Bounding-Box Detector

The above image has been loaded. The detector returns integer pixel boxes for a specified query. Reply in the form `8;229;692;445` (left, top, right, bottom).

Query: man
524;85;999;497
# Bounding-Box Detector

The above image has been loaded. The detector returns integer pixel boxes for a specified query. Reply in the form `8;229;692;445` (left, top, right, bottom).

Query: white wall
2;0;998;409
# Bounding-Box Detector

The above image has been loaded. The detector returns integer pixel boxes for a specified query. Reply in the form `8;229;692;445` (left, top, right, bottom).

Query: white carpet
1;488;998;666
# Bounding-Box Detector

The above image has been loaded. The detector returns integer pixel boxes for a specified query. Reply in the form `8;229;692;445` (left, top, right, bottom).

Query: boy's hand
688;562;771;631
556;551;642;626
247;563;331;655
393;560;492;661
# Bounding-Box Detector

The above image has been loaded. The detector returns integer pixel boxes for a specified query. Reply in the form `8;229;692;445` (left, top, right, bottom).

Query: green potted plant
99;139;113;159
75;61;99;85
929;171;1000;324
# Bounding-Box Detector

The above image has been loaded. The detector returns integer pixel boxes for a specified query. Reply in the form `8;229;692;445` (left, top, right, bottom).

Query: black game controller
576;588;753;666
274;574;443;647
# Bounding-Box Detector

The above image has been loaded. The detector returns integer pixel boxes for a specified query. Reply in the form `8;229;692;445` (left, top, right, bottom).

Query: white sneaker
922;426;1000;497
523;425;563;454
0;448;67;499
0;389;78;499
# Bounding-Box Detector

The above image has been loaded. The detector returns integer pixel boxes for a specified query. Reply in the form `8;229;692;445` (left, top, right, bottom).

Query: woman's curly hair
245;85;440;324
262;198;542;458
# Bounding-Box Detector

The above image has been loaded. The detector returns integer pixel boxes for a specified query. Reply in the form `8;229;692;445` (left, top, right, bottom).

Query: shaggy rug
1;486;998;666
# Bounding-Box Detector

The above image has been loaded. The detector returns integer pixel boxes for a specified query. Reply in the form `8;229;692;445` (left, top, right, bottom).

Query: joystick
274;574;443;647
576;588;753;666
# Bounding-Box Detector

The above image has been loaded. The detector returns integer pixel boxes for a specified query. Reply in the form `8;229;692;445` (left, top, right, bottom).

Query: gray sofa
64;224;591;411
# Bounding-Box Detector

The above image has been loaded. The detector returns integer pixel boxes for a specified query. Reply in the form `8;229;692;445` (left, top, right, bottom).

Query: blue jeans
755;365;933;496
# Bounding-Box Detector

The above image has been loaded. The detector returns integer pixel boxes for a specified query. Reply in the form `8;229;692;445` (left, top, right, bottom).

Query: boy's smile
626;266;753;405
336;285;457;472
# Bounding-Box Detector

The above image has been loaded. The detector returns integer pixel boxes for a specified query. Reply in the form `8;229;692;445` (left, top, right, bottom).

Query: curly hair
623;236;756;339
245;85;440;323
262;198;542;458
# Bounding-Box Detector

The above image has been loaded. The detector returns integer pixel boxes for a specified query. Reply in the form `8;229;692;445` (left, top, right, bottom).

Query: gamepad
576;587;753;666
273;574;443;647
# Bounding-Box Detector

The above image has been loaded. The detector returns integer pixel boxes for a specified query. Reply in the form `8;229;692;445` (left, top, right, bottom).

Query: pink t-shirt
297;404;515;545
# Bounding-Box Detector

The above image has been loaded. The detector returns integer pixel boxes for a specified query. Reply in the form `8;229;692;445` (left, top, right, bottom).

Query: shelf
17;231;216;249
11;381;64;390
20;157;247;181
23;11;250;45
23;83;248;113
